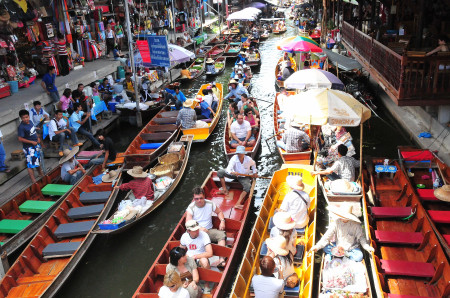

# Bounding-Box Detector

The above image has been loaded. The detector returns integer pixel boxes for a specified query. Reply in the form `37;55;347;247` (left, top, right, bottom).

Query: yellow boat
230;164;317;298
182;83;223;142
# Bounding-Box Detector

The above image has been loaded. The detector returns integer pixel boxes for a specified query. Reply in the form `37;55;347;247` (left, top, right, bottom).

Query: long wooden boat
259;32;269;41
195;46;212;58
273;92;312;164
205;56;226;77
223;42;242;57
91;134;193;235
230;164;317;298
207;36;225;46
397;147;450;258
223;100;261;161
188;57;206;80
275;56;297;89
115;102;163;123
0;167;86;257
209;44;227;59
181;83;223;142
124;107;181;170
363;159;450;297
245;52;261;68
0;164;123;297
133;171;256;298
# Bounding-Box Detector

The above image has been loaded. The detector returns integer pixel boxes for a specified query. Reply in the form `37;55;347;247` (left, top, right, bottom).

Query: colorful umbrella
277;35;322;53
284;69;345;90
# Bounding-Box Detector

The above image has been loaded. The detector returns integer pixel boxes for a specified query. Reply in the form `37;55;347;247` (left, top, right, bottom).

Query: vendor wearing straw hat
205;58;216;74
176;99;197;129
114;166;154;207
59;147;85;185
311;204;374;262
312;144;360;182
278;175;310;229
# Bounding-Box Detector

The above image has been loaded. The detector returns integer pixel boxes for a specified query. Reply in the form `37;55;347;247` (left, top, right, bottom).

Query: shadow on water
57;21;412;298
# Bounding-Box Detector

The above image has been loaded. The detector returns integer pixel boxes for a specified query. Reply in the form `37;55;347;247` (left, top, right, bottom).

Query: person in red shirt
115;166;154;207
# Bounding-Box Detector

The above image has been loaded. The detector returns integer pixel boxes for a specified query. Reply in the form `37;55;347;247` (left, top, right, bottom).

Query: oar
252;97;273;104
260;103;274;112
234;173;272;179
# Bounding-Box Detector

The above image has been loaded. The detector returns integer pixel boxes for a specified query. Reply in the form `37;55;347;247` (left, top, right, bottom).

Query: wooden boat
223;100;261;161
259;32;269;41
188;57;206;80
273;24;287;34
209;44;227;59
397;147;450;258
275;56;297;89
205;56;227;77
223;42;242;57
124;107;181;170
207;36;225;46
246;52;262;68
116;102;164;123
363;159;450;297
181;83;223;142
273;92;312;165
0;167;85;257
133;170;256;298
194;46;212;58
91;134;193;235
0;164;123;297
230;164;317;298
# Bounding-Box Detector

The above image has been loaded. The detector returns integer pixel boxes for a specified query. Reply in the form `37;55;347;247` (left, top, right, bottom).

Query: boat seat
54;220;95;238
370;207;412;219
400;151;433;161
41;184;73;196
152;117;177;124
427;210;450;224
416;189;439;201
374;230;423;245
284;284;300;297
140;132;173;142
444;234;450;245
0;219;33;234
147;124;178;132
388;295;434;298
42;241;81;258
19;200;55;213
67;204;104;219
268;216;305;235
380;259;435;278
78;151;102;158
140;143;163;150
160;111;179;117
79;191;111;204
260;241;305;263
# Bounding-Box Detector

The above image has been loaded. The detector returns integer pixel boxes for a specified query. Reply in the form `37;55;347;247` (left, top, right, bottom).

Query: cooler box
108;102;118;112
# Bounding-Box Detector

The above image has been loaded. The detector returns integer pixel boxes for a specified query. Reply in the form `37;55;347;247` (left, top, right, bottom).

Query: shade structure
284;89;371;126
277;35;322;53
284;69;345;90
167;44;195;64
227;7;261;21
277;35;320;49
246;2;266;8
135;41;195;67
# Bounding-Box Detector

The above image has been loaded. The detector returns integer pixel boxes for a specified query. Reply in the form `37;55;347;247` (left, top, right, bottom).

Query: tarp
323;49;362;71
260;18;285;21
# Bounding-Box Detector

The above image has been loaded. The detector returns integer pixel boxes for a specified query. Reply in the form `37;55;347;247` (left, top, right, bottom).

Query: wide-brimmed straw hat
183;99;194;108
434;185;450;202
273;212;295;230
229;79;238;84
266;235;289;256
327;204;361;223
330;179;354;193
286;175;304;191
206;58;214;63
59;147;79;164
185;219;201;231
236;146;246;154
102;170;119;183
126;166;148;178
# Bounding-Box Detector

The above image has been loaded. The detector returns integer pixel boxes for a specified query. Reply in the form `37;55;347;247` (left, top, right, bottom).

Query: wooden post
0;247;9;278
360;110;363;178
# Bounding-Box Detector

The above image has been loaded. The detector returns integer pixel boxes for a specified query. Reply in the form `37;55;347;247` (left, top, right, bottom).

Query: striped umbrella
276;35;322;53
284;69;345;90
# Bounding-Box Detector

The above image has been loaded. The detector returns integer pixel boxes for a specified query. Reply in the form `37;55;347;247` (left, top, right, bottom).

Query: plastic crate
98;220;126;230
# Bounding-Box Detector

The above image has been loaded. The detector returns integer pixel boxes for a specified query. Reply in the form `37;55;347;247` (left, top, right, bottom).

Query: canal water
57;21;412;297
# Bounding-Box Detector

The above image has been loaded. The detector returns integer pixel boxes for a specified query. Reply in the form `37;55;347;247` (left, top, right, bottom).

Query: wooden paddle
234;173;272;179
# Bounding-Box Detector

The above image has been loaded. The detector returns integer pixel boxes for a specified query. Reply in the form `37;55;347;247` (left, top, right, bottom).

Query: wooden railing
341;21;450;106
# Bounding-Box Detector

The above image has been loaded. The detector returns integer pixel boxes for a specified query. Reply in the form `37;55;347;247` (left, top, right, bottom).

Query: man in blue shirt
40;66;59;103
165;86;187;110
29;101;49;127
195;95;215;120
224;79;249;104
69;103;100;148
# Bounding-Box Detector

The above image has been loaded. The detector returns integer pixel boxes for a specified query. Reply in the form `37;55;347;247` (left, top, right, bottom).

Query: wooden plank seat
19;200;55;213
416;189;439;201
380;259;435;278
79;191;111;204
42;241;81;258
374;230;423;245
140;132;173;142
152;117;177;124
67;204;105;219
41;184;72;196
54;220;95;238
427;211;450;224
140;143;164;150
370;207;412;219
400;150;433;161
388;294;433;298
146;124;178;132
160;111;179;117
0;219;33;234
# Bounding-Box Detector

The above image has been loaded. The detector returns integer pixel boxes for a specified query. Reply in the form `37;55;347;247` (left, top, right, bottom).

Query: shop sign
147;36;170;67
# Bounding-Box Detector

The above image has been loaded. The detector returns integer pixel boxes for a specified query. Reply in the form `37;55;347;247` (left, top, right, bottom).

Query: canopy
284;69;345;90
227;7;261;21
284;89;371;126
246;2;267;8
323;49;362;71
277;35;322;53
260;18;285;21
135;41;195;67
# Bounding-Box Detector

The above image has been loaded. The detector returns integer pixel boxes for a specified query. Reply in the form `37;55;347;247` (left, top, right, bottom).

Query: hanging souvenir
46;23;54;38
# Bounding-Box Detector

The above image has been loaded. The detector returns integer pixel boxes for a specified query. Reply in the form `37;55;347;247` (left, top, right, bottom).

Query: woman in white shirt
158;270;190;298
252;256;284;298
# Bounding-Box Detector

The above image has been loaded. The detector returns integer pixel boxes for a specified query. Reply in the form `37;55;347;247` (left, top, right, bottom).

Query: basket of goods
158;152;181;170
168;142;185;159
150;164;175;178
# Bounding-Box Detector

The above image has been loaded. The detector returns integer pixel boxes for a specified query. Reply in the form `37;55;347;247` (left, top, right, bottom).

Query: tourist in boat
85;129;117;170
165;86;187;110
195;95;215;120
29;101;49;127
230;65;240;79
180;220;213;269
244;65;253;80
205;58;216;74
202;88;218;112
210;82;221;100
186;187;227;268
312;144;360;182
277;121;310;153
251;256;284;298
69;103;101;149
49;110;82;157
236;52;247;65
167;247;201;298
241;97;259;116
18;109;44;183
277;175;310;229
115;166;154;207
224;79;249;104
217;145;257;209
277;88;291;112
59;147;85;185
158;270;190;298
176;99;197;129
310;204;374;262
180;65;192;79
280;61;295;81
270;212;297;255
266;235;295;280
229;113;256;149
237;94;248;112
244;108;259;135
227;102;239;127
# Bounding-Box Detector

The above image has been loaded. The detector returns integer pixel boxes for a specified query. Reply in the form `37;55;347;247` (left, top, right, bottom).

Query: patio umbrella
134;42;195;67
284;69;345;90
277;35;322;53
167;44;195;64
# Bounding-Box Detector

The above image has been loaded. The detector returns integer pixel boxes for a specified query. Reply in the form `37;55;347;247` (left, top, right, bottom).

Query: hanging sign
146;36;170;67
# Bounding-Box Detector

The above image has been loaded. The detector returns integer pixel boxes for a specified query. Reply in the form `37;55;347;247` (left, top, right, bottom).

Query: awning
260;18;285;21
323;49;362;71
343;0;358;5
